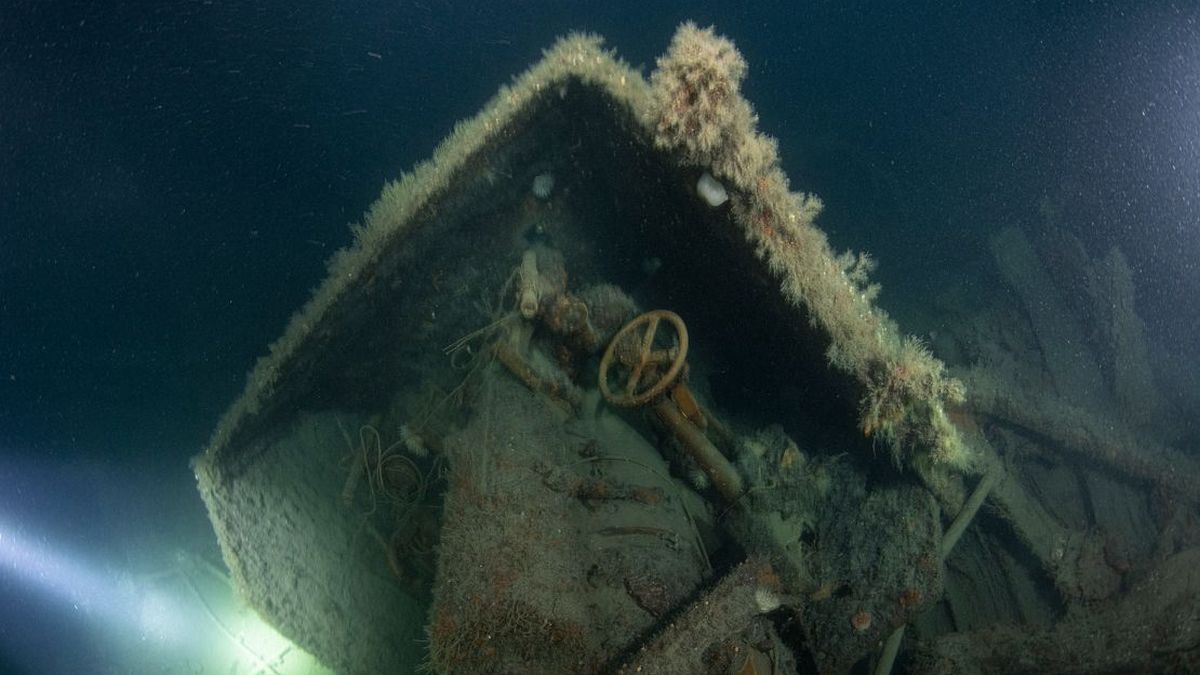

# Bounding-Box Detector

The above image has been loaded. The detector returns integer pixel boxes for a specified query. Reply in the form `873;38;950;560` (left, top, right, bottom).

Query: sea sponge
850;610;873;633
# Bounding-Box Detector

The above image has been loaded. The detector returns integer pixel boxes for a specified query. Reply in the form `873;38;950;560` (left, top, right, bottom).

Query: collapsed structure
193;22;1200;674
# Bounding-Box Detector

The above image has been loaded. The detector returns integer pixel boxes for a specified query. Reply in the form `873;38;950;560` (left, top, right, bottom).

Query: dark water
2;1;1197;672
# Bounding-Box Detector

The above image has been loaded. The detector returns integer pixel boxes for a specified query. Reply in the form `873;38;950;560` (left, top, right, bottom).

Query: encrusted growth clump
861;336;969;469
649;22;778;185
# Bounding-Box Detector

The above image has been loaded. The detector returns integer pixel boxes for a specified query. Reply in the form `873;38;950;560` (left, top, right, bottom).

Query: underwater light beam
0;518;307;671
0;516;187;644
0;517;119;617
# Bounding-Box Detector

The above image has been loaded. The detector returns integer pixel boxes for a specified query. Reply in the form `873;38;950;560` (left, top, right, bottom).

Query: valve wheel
598;310;689;408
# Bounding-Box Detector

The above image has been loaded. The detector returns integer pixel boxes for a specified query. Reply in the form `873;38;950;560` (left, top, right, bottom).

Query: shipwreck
193;23;1200;674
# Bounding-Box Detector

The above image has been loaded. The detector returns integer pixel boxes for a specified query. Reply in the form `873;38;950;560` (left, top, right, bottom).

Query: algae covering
189;23;1080;675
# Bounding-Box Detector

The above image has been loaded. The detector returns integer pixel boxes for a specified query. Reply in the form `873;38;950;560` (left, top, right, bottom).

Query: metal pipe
654;399;744;504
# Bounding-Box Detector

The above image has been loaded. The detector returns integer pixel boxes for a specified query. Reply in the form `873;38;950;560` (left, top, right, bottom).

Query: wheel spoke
627;363;645;395
647;348;674;365
638;317;660;362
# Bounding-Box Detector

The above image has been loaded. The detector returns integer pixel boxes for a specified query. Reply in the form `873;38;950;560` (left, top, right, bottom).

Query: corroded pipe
654;398;744;504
